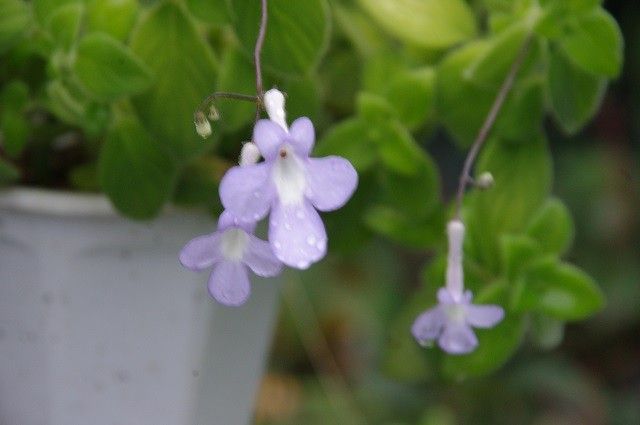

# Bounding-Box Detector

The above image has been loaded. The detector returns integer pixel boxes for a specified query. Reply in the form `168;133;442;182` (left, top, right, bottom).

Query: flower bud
240;142;261;166
194;111;212;139
208;105;220;121
263;88;287;130
476;172;494;189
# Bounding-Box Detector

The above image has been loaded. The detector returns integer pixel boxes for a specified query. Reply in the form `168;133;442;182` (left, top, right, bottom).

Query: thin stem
454;34;534;219
194;92;259;122
254;0;269;121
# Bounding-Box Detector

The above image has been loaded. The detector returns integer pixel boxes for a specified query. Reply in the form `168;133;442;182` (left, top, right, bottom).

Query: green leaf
34;0;76;24
333;3;388;57
186;0;231;25
0;0;31;53
365;206;443;249
436;41;495;147
500;234;542;282
173;157;227;210
315;118;377;172
373;119;425;176
0;158;20;185
99;113;177;220
231;0;330;77
357;0;476;49
520;259;604;320
45;79;85;126
280;76;322;126
530;314;564;350
74;33;152;102
384;67;436;130
215;47;256;133
0;80;29;158
130;2;218;161
494;77;545;142
559;8;623;78
465;23;528;85
547;48;606;135
86;0;139;41
526;198;574;255
466;135;552;272
46;2;82;49
69;163;100;192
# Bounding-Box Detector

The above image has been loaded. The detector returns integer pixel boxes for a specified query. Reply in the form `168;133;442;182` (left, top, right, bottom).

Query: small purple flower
411;288;504;354
179;212;283;306
219;90;358;269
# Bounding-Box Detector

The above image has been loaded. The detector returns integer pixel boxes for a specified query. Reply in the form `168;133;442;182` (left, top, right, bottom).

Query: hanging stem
254;0;269;121
454;34;534;219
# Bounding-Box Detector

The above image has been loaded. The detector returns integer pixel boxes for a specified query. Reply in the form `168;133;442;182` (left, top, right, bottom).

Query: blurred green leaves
232;0;330;77
0;0;31;53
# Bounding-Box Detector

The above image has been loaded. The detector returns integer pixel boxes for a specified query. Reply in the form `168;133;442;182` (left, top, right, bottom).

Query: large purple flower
219;116;358;269
179;212;283;306
411;288;504;354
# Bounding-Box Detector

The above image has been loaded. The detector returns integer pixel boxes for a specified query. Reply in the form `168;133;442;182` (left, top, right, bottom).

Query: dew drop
253;191;261;198
316;239;326;251
306;235;317;246
284;222;292;230
296;210;305;219
274;242;282;250
297;260;309;269
253;213;261;220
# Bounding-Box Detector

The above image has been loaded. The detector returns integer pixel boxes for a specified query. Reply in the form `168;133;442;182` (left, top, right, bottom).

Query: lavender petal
268;200;327;269
244;235;283;277
253;119;287;160
207;261;251;307
411;306;446;346
438;323;478;355
219;163;273;222
179;233;221;271
288;117;315;156
465;304;505;328
305;156;358;212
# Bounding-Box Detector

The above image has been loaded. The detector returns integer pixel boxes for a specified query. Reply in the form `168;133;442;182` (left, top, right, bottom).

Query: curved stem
454;34;534;219
254;0;269;121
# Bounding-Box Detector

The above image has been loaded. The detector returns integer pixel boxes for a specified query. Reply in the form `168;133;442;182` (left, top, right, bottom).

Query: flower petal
411;306;446;346
465;304;504;328
269;200;327;269
179;233;221;271
253;119;286;160
219;163;274;222
217;210;257;233
305;156;358;211
438;324;478;354
288;117;315;156
244;235;283;277
208;261;251;306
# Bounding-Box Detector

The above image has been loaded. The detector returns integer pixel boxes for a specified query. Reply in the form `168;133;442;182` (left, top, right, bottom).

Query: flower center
220;228;249;261
445;303;467;324
272;145;306;205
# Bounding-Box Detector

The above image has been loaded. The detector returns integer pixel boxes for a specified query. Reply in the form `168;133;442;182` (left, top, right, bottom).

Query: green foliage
46;2;82;49
99;110;176;219
0;0;31;53
232;0;330;77
357;0;477;49
75;33;152;102
86;0;139;41
186;0;231;25
130;1;218;161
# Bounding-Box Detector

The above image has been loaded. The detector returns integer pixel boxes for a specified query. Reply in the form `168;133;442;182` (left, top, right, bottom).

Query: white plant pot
0;188;281;425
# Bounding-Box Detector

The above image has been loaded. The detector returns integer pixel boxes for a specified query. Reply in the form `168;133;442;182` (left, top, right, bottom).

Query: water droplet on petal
297;260;309;269
316;239;326;251
253;213;261;220
296;210;305;219
306;235;317;246
284;222;292;230
253;191;261;198
274;242;282;250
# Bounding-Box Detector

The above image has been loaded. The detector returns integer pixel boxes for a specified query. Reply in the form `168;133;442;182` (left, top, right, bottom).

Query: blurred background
253;1;639;424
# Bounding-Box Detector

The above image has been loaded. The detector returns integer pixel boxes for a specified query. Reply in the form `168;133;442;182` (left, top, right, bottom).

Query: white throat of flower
220;228;249;261
445;219;465;302
273;144;306;205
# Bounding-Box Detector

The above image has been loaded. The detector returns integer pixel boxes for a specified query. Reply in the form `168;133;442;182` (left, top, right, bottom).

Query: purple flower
219;116;358;269
179;212;283;306
411;288;504;354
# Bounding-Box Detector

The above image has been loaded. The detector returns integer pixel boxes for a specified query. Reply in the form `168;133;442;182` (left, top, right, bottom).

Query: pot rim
0;187;119;217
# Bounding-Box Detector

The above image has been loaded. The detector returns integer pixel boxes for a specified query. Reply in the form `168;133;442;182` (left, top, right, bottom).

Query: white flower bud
240;142;261;166
208;105;220;121
263;88;288;130
476;172;494;189
446;219;465;301
194;112;212;139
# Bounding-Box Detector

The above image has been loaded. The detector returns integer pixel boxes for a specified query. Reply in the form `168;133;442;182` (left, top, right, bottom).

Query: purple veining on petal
305;156;358;212
253;119;287;160
268;199;327;269
288;117;315;156
207;261;251;307
219;163;274;222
